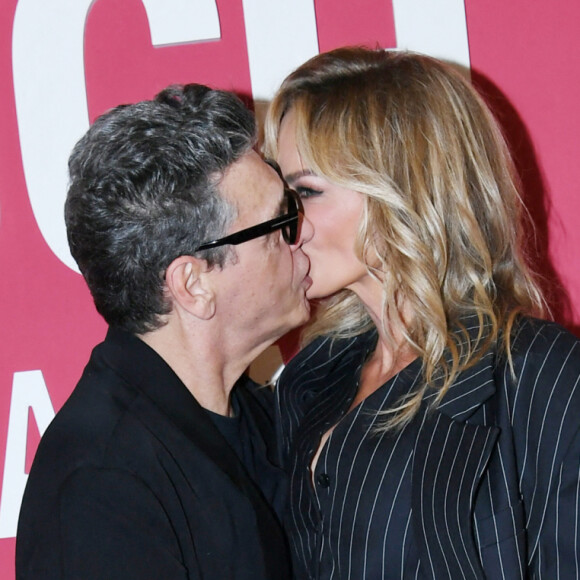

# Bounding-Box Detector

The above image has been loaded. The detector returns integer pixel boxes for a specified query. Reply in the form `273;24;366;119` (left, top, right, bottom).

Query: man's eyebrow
283;169;315;184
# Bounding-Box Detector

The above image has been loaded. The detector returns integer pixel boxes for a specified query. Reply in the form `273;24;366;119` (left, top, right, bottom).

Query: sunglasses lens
284;221;297;245
282;188;302;244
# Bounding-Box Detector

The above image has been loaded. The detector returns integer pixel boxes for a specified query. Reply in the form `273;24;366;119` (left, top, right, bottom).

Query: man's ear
164;256;216;320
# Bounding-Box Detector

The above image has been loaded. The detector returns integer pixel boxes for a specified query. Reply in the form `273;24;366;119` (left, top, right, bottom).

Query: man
16;84;312;579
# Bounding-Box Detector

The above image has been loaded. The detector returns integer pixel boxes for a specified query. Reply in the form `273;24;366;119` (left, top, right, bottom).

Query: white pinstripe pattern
276;318;580;578
456;430;483;579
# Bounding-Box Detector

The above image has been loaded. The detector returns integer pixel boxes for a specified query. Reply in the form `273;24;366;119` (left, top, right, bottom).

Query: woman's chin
305;286;323;301
306;285;339;301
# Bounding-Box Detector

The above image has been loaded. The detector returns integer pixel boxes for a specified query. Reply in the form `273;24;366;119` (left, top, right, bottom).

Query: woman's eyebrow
283;169;315;184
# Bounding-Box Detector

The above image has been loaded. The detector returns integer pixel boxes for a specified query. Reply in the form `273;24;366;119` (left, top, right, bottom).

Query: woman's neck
347;277;418;409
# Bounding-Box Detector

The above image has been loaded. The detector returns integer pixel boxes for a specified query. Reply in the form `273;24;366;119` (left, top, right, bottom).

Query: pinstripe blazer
276;317;580;579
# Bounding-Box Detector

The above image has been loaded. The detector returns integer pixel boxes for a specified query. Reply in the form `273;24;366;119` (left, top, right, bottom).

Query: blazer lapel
412;352;500;579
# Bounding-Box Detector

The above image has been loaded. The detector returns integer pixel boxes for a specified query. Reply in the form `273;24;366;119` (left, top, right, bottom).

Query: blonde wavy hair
263;47;545;428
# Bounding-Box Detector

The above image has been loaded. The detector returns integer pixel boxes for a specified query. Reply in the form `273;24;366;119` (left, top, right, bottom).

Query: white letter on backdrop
392;0;470;68
141;0;220;45
241;0;319;102
12;0;221;273
0;371;55;539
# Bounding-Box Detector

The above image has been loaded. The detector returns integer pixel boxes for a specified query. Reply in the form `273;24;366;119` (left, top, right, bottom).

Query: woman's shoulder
502;316;580;411
510;316;580;365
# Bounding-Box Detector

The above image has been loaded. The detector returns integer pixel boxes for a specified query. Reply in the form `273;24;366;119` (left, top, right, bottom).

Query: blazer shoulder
502;316;580;458
509;317;580;379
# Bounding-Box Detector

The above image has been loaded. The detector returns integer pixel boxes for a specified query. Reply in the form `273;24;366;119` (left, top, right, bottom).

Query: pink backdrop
1;0;579;575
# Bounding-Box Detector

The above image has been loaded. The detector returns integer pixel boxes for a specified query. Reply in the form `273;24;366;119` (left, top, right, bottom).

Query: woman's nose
294;213;313;247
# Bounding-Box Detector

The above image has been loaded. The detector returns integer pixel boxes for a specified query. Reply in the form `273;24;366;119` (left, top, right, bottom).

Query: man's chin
291;298;312;330
295;300;311;326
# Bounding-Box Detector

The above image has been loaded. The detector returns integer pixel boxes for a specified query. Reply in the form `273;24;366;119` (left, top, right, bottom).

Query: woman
263;47;580;579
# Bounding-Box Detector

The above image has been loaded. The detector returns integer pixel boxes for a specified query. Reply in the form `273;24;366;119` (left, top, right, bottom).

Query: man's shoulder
16;353;158;572
24;332;186;500
24;363;148;498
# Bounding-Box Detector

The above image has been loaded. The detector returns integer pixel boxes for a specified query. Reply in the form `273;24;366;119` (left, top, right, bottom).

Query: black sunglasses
194;164;303;252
